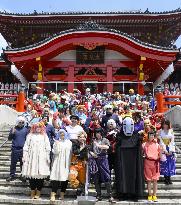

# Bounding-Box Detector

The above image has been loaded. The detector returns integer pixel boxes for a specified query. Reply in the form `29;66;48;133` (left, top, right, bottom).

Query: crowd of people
5;88;176;203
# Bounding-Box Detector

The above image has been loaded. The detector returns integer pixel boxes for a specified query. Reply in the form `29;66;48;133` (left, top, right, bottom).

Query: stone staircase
0;129;181;204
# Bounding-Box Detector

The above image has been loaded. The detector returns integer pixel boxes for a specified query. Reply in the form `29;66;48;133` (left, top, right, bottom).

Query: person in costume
89;128;115;202
76;105;87;125
50;129;72;202
142;131;161;202
115;116;144;201
66;115;84;140
133;111;144;133
68;131;88;195
106;119;119;172
139;119;156;144
6;116;29;182
101;105;121;132
22;122;51;199
158;120;176;185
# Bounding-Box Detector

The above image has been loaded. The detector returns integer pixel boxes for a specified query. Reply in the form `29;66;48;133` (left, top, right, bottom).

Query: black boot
105;182;116;203
164;176;169;185
168;176;173;185
6;176;16;182
96;195;103;201
19;175;26;183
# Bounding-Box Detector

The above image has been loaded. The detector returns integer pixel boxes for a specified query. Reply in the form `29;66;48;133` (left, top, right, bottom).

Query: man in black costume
115;116;144;201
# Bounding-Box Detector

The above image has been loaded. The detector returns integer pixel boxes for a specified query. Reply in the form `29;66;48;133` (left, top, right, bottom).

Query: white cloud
0;33;8;54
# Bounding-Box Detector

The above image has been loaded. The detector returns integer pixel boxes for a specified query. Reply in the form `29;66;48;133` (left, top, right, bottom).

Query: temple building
0;9;181;94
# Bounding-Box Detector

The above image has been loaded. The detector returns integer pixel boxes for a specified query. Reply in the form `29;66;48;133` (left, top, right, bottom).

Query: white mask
123;117;134;136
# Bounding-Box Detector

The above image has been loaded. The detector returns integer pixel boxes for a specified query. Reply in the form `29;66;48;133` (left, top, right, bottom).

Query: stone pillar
107;65;113;93
68;65;74;93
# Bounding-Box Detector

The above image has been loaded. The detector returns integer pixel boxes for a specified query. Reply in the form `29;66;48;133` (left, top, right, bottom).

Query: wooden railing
156;92;181;113
0;91;25;112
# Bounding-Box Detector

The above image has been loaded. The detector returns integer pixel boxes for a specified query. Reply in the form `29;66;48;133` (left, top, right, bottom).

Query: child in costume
142;131;161;202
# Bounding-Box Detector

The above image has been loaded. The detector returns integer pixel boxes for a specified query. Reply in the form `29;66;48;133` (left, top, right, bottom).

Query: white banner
153;63;174;89
11;64;28;88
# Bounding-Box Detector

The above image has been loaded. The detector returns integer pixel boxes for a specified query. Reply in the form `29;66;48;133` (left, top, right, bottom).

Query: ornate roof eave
4;21;179;53
0;8;181;17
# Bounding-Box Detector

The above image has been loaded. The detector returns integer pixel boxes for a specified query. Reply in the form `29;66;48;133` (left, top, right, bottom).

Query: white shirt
66;125;84;140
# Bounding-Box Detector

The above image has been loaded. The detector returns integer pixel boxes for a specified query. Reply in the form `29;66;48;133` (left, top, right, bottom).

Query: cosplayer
158;120;176;185
133;111;144;133
6;116;29;182
115;116;144;201
106;119;119;172
142;131;161;202
139;119;156;143
50;129;72;201
68;131;88;195
22;122;51;199
89;128;114;202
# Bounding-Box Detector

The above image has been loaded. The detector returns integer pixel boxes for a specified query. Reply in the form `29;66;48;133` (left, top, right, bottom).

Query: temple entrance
75;82;106;94
28;81;153;96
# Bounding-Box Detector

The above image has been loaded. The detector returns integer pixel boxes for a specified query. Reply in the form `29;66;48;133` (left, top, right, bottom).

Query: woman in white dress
50;129;72;202
22;122;51;199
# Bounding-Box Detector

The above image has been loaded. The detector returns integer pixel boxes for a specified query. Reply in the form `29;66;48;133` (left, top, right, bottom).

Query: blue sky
0;0;181;52
0;0;181;13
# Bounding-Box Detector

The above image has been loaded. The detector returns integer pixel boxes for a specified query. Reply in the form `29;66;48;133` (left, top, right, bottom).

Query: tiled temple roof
5;21;178;52
0;8;181;16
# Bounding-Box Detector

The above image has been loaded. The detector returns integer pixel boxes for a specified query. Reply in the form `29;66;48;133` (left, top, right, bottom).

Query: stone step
1;179;181;190
0;186;181;199
0;194;180;205
1;172;181;182
0;166;21;172
0;155;11;160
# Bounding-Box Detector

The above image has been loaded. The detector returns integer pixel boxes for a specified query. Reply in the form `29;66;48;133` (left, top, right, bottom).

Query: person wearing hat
66;115;84;140
6;116;29;182
89;128;115;202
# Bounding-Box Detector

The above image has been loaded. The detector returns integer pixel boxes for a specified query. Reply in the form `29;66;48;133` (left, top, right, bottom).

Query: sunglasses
19;121;25;124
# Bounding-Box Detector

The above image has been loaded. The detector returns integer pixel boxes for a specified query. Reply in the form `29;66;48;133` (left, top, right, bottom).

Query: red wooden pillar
17;91;25;112
138;83;145;96
107;65;113;93
68;65;74;93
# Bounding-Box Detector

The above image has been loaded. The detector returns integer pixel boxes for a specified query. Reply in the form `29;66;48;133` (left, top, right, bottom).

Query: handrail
156;93;181;113
0;138;8;149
